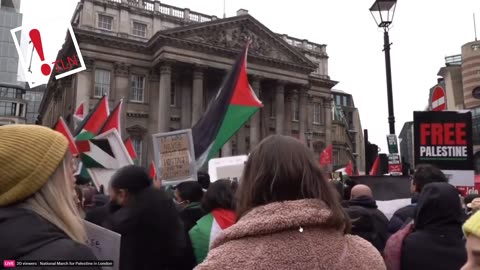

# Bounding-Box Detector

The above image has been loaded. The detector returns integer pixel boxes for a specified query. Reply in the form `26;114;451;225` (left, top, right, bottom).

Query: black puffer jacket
103;187;194;270
401;183;467;270
346;196;389;252
0;208;100;270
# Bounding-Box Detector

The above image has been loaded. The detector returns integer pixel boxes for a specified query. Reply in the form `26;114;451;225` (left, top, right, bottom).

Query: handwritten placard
84;221;121;270
152;129;197;185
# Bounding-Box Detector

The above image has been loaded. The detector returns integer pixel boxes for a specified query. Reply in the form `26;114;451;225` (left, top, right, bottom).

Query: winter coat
189;209;236;264
103;187;193;270
0;208;101;270
85;203;110;226
180;202;206;233
388;193;419;234
345;196;390;252
400;183;467;270
195;199;386;270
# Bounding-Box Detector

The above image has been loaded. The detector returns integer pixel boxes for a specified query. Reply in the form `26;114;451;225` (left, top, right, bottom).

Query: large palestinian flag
189;209;236;264
192;42;262;168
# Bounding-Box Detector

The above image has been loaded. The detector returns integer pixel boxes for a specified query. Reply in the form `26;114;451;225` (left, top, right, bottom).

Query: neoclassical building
40;0;345;168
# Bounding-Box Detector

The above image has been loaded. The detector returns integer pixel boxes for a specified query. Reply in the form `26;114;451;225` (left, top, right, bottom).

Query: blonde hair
18;153;87;243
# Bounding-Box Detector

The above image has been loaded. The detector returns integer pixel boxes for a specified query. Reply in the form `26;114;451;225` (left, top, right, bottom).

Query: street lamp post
370;0;397;135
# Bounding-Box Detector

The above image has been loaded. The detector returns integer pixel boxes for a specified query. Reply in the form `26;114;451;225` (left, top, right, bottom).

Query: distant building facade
0;0;27;125
39;0;338;166
429;40;480;173
331;90;365;173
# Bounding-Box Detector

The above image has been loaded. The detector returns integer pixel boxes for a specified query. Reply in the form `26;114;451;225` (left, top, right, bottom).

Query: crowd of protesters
3;125;480;269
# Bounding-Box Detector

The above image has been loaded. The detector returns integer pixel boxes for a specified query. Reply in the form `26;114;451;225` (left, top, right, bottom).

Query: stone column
237;129;246;155
191;66;204;126
181;76;192;129
324;97;333;147
275;81;286;135
249;76;261;149
299;87;308;143
221;140;232;157
284;90;293;136
158;62;171;132
114;62;130;138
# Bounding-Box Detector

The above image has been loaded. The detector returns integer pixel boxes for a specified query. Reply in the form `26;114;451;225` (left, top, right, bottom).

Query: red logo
3;260;15;268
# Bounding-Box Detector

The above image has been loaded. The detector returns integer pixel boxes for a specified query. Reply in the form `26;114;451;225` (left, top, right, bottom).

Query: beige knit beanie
0;125;68;206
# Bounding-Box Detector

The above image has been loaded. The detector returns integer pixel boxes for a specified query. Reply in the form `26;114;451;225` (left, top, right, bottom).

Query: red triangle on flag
229;42;263;108
100;99;123;134
150;160;157;179
123;137;137;160
75;96;110;136
75;102;84;119
54;117;79;155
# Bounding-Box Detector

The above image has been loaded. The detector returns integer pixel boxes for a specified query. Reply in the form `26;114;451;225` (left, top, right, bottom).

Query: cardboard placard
208;155;247;182
84;221;121;270
152;129;197;185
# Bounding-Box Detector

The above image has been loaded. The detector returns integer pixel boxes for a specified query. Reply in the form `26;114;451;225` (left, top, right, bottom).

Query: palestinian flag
192;41;262;168
74;101;85;122
76;139;119;169
345;160;353;176
53;117;78;156
319;144;333;166
369;155;380;176
99;99;123;134
189;209;236;264
75;96;109;140
124;137;137;160
149;160;157;179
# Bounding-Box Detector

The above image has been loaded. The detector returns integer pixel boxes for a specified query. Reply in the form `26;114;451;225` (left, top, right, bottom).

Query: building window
94;69;111;97
132;138;143;165
313;103;322;124
132;22;147;37
0;101;17;116
170;80;176;107
292;100;299;121
98;15;113;30
270;96;276;118
343;96;348;107
333;150;339;165
0;87;22;99
335;95;341;106
130;75;145;102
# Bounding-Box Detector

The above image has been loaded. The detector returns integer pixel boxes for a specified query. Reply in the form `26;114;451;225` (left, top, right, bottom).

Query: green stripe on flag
207;105;259;160
75;131;95;141
189;213;214;264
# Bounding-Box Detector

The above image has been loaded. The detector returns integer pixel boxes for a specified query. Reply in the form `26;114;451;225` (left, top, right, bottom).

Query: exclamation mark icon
29;29;51;76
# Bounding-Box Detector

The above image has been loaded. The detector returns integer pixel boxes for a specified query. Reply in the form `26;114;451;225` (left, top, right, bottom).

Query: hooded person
196;135;385;270
103;165;192;270
400;182;467;270
0;125;100;269
388;164;448;234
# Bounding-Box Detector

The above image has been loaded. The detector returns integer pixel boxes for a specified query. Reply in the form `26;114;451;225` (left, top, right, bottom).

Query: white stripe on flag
209;218;222;248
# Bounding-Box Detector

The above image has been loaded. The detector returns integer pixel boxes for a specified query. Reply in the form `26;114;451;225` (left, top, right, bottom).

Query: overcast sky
19;0;480;153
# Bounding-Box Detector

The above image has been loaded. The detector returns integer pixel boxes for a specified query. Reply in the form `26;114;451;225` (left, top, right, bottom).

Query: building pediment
155;15;317;69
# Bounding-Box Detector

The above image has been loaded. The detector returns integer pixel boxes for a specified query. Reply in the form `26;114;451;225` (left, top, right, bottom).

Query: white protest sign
86;129;134;195
84;221;121;270
152;129;197;185
208;155;248;182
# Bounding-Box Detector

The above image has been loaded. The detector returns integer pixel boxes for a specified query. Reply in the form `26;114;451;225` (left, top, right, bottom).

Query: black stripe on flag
90;139;115;158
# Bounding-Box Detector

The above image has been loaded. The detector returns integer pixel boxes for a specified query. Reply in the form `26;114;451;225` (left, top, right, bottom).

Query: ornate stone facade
39;0;338;166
